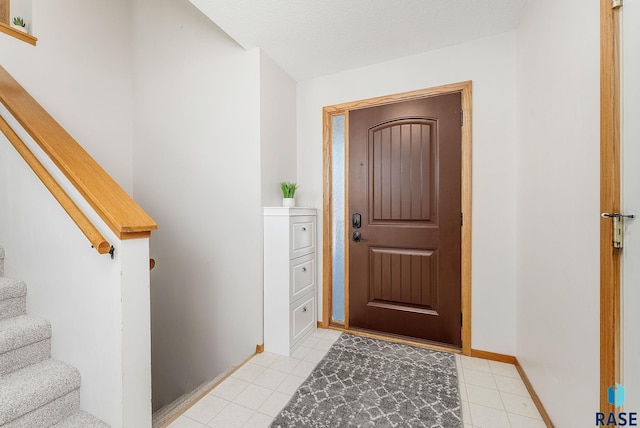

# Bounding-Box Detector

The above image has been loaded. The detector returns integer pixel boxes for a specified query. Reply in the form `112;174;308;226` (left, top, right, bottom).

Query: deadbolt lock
352;213;362;229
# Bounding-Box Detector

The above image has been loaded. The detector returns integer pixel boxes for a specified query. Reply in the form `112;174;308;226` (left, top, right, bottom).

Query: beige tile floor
167;329;546;428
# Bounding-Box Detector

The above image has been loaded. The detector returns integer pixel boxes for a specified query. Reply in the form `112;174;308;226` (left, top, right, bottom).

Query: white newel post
119;238;152;427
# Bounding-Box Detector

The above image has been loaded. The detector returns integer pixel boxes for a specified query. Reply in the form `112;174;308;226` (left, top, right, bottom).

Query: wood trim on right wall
514;360;555;428
600;0;621;414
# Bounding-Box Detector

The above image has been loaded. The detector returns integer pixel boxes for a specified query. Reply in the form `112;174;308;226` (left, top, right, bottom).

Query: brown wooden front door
348;93;462;347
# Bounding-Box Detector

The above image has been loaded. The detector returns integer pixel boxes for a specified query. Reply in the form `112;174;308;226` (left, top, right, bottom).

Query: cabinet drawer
290;254;315;301
290;217;315;258
291;295;315;344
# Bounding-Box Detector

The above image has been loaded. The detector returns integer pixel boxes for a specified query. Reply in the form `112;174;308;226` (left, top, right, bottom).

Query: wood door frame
600;0;621;414
321;81;473;355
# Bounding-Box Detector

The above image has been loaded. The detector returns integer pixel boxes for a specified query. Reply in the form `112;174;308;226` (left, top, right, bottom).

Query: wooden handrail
0;116;111;254
0;65;157;239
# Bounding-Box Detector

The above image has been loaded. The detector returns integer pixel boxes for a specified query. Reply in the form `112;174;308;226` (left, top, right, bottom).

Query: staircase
0;247;110;427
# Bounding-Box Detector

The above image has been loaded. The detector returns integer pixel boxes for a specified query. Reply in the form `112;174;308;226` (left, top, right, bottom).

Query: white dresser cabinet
264;207;317;356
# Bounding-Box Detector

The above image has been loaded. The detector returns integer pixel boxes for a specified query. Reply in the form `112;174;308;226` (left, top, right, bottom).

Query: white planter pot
282;198;295;207
11;24;27;33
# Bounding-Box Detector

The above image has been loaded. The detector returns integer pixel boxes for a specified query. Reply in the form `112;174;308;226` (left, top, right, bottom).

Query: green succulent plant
12;17;26;27
280;182;299;198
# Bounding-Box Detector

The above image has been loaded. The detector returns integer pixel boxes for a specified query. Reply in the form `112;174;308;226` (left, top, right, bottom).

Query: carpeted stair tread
4;390;80;428
0;277;27;300
52;410;110;427
0;314;52;375
0;314;51;353
0;338;51;376
0;278;28;321
0;358;81;425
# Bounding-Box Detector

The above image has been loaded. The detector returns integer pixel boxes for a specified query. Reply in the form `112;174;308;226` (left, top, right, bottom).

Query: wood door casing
348;94;462;347
600;0;621;412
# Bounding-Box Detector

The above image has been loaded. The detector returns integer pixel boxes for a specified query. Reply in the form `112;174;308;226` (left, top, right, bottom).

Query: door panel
371;121;436;221
349;94;462;346
369;247;438;312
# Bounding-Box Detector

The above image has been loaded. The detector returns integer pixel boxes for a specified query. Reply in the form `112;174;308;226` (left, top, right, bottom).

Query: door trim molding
322;81;473;355
600;0;621;413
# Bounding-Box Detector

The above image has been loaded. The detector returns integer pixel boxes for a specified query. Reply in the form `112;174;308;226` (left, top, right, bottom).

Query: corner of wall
259;49;298;207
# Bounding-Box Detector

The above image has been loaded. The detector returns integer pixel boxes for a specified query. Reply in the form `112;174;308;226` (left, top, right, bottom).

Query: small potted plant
12;17;27;32
280;182;299;207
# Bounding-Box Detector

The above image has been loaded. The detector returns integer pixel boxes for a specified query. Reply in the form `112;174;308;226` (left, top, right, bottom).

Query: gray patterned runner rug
270;333;462;428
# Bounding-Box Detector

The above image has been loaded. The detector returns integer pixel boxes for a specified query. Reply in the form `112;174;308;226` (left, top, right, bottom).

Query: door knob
352;231;362;242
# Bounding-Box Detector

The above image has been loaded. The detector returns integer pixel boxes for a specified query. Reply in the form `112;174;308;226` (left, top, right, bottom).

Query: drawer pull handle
302;306;307;313
301;227;307;231
302;267;307;272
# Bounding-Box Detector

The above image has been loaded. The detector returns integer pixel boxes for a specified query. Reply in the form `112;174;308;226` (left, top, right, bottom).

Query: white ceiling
189;0;528;81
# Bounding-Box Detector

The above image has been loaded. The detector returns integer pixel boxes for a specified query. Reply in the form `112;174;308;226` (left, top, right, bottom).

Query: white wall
131;0;264;410
515;0;600;426
260;50;298;206
0;118;151;427
0;0;135;193
297;32;518;355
